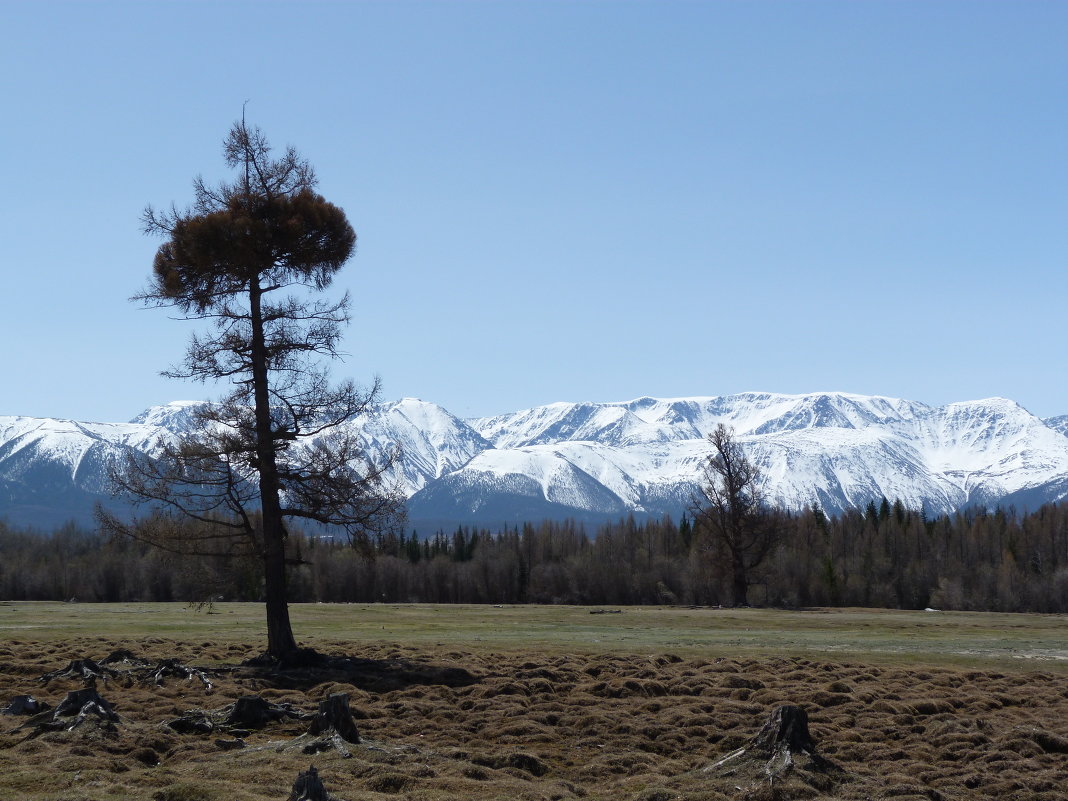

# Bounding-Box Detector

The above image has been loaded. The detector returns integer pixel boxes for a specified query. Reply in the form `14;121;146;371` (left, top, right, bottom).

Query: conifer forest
3;500;1067;613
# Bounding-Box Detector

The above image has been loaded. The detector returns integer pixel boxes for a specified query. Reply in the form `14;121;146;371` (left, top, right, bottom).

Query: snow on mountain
117;397;488;497
471;392;932;448
467;392;1068;518
0;415;171;528
2;391;1067;528
473;402;658;449
905;398;1068;507
1044;415;1068;439
0;415;162;489
129;400;206;432
410;446;631;520
744;426;962;514
345;398;490;495
738;392;930;435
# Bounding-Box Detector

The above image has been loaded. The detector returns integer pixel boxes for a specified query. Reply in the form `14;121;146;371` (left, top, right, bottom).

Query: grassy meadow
1;603;1067;800
3;601;1066;669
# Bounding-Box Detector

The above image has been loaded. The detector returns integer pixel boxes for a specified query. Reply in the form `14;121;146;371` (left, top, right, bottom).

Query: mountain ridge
1;391;1066;530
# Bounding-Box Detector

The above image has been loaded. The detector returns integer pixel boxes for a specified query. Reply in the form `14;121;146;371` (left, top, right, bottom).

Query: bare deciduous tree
99;119;405;660
691;424;778;606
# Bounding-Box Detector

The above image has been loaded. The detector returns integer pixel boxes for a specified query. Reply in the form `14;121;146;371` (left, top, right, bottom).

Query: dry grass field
1;602;1066;800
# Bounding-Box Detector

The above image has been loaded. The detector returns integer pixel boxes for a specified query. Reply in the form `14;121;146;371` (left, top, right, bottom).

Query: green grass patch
2;601;1065;671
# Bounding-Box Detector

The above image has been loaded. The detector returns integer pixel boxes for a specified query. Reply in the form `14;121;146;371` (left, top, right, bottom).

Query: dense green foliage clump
4;500;1068;612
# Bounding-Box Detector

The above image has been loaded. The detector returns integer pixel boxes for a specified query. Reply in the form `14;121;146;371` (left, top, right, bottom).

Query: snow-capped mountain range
2;392;1067;530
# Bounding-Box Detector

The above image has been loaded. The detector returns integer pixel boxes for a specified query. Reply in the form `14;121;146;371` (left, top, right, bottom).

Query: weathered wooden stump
1;695;49;716
54;687;119;721
166;711;215;735
39;658;118;685
99;649;145;666
750;704;816;756
20;687;120;737
166;695;305;738
148;658;214;690
289;765;332;801
706;704;843;791
308;693;360;744
226;695;290;729
278;694;360;758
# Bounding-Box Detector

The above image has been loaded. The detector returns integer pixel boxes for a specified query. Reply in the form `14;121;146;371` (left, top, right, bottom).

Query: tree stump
167;695;304;738
100;649;145;666
39;658;118;685
1;695;49;716
53;687;119;721
20;688;120;738
706;704;843;791
289;765;332;801
308;693;360;744
226;695;289;729
279;694;360;758
750;704;816;756
166;711;215;735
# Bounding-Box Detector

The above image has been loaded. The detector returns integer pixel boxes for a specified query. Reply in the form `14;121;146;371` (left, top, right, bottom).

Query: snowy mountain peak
472;391;931;448
130;400;208;430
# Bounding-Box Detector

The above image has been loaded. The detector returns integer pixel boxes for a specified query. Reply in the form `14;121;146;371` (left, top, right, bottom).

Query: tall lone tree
101;120;404;659
691;424;778;606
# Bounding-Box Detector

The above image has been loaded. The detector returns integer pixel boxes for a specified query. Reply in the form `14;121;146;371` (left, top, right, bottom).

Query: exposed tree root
18;688;120;739
166;694;307;736
148;657;214;690
37;652;215;691
39;659;120;685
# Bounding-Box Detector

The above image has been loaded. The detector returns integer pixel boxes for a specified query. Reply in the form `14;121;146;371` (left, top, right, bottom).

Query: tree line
4;499;1067;612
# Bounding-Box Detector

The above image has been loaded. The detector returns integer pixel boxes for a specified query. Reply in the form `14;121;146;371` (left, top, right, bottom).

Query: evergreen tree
100;119;405;659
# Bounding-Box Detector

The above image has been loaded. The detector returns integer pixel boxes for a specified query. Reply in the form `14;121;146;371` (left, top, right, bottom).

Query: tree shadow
234;649;480;693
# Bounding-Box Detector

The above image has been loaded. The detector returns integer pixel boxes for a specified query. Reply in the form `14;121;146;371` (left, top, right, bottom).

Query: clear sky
3;1;1066;423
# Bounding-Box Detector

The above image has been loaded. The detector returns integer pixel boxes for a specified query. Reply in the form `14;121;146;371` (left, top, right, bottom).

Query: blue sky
3;1;1066;422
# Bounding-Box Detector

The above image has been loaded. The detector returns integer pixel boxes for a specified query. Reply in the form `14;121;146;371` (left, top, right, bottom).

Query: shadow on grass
235;648;481;692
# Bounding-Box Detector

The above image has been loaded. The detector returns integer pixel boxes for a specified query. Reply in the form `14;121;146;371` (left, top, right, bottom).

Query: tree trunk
250;277;298;659
263;525;297;658
732;551;749;606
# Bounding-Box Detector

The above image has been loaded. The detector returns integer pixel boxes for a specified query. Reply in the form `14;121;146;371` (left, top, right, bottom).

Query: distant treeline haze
2;501;1067;612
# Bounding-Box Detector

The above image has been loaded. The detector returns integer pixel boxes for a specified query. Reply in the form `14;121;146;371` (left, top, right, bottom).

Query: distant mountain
0;415;169;529
2;392;1067;530
452;393;1068;522
1045;415;1068;439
